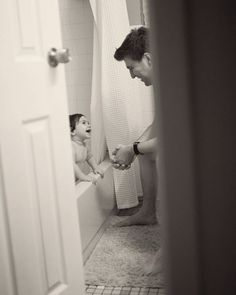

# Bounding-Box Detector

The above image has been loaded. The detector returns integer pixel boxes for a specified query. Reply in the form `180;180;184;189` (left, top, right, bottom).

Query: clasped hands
111;144;136;170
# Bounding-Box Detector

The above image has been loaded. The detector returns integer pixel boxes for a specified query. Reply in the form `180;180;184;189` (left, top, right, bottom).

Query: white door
0;0;85;295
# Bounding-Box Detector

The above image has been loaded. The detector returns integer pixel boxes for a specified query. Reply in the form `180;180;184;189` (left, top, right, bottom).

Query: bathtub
75;157;115;263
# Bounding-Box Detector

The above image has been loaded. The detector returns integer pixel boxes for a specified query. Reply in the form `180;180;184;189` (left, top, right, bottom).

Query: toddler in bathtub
69;113;104;184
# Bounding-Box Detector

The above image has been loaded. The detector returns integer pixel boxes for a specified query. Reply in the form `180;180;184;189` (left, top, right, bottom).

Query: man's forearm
135;138;158;155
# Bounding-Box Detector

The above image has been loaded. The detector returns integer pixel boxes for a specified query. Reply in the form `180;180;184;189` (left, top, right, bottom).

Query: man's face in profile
124;53;152;86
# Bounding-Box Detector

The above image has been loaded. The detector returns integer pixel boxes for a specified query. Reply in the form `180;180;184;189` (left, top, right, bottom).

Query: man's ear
71;130;76;136
144;52;152;66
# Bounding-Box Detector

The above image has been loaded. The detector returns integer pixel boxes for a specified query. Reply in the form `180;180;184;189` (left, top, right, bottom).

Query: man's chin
141;78;151;86
144;81;151;86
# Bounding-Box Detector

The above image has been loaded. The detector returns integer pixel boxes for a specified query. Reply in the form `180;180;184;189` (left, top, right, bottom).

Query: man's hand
111;144;136;169
111;160;131;170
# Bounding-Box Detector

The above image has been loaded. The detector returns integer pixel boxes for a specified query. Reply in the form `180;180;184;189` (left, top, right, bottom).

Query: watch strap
133;141;143;155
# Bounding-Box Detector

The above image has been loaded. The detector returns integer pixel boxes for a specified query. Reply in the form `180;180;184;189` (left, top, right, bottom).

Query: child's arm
87;156;104;178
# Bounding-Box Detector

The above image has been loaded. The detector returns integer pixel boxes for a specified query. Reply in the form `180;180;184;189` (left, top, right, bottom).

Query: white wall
126;0;142;25
58;0;94;120
126;0;150;26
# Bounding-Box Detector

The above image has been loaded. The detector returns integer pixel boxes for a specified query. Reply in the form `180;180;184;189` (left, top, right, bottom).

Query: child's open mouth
86;128;91;134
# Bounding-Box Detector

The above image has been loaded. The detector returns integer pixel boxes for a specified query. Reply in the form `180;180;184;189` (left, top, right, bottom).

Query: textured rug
84;216;165;288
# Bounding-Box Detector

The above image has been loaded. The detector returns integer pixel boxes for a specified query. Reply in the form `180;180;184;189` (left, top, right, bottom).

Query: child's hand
94;167;104;178
82;174;97;185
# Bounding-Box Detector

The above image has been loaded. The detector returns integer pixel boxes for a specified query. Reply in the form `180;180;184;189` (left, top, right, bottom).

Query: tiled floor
85;285;166;295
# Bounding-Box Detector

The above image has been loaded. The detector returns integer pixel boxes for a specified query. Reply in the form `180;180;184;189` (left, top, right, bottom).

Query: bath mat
84;216;165;288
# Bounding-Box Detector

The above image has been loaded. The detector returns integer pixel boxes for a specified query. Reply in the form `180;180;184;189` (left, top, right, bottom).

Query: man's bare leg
116;154;157;226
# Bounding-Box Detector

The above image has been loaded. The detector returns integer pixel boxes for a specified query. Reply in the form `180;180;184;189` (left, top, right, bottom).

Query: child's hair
114;26;149;62
69;113;84;132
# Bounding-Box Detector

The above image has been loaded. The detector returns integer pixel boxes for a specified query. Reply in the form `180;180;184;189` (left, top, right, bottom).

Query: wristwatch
133;141;144;155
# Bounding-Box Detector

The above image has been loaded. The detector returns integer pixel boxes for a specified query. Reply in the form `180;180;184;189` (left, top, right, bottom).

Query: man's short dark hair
114;26;149;62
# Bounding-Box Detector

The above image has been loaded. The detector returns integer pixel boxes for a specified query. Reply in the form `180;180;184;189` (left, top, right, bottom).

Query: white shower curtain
89;0;154;209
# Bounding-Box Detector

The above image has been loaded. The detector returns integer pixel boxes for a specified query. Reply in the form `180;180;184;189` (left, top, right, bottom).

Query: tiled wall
58;0;94;120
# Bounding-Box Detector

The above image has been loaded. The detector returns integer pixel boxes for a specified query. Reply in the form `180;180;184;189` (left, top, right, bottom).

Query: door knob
48;48;72;67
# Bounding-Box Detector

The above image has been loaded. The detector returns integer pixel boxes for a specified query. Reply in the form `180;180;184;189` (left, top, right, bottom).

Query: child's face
73;116;91;140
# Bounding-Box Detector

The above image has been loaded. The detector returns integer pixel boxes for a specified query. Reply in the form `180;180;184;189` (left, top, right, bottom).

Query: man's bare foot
115;212;157;227
117;205;141;216
144;248;163;275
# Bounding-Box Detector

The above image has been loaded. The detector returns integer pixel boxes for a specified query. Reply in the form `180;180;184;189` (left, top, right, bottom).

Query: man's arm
112;137;158;166
134;138;158;155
